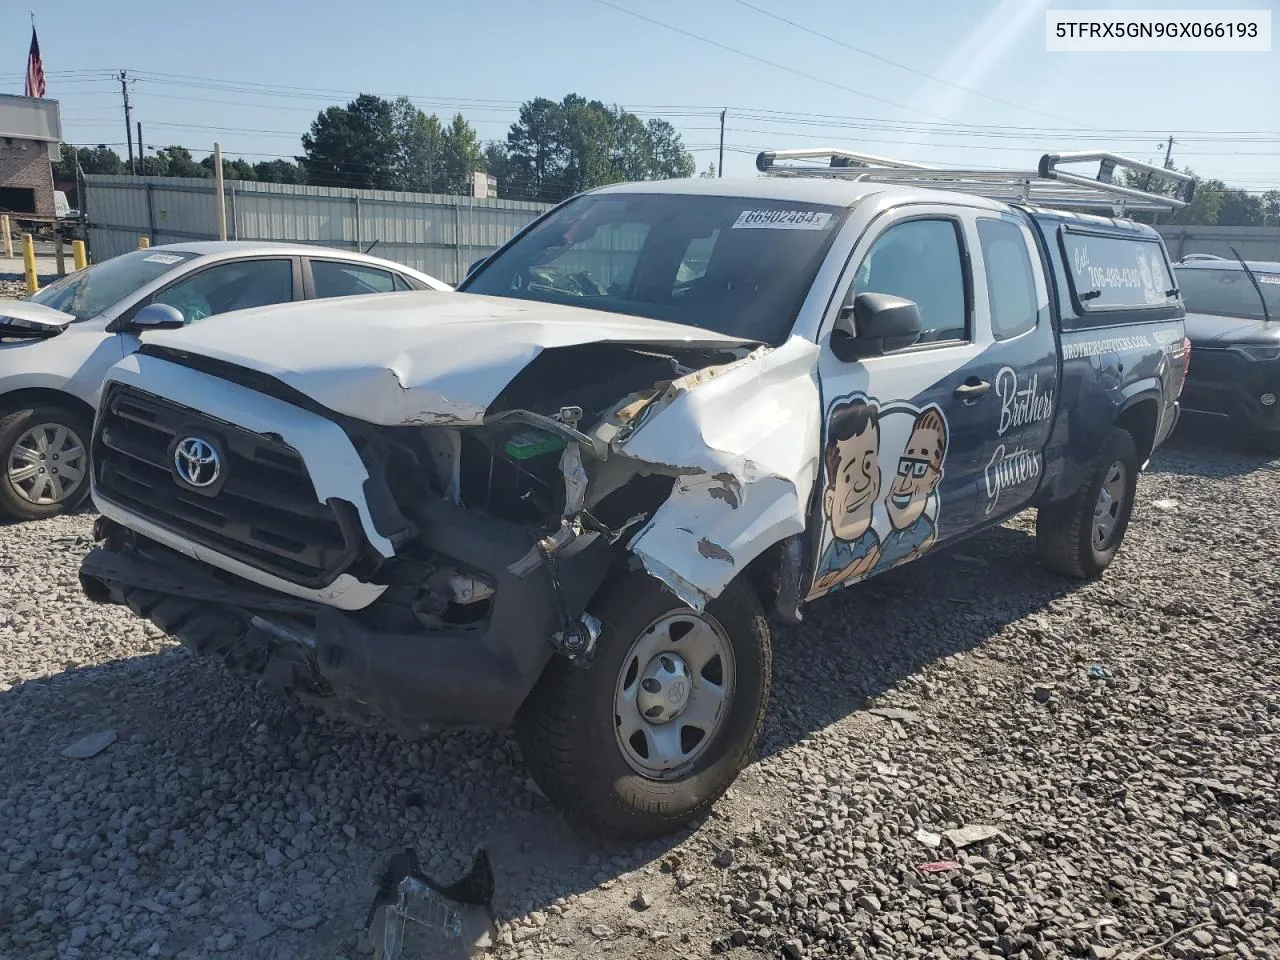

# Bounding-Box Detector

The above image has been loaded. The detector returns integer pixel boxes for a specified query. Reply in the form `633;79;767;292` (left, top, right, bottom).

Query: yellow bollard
1;215;12;258
137;236;150;249
22;234;38;294
72;239;87;271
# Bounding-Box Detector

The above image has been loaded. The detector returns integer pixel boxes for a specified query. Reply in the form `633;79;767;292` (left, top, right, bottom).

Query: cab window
852;219;968;343
1060;229;1177;311
978;218;1040;340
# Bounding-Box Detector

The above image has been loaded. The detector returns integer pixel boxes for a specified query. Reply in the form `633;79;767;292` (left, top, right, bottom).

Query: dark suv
1174;258;1280;451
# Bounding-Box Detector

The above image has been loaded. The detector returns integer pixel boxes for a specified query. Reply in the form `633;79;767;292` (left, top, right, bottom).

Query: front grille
94;384;361;587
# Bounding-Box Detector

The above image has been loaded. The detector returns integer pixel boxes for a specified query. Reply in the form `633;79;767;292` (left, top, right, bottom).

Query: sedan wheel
8;422;88;506
0;404;95;521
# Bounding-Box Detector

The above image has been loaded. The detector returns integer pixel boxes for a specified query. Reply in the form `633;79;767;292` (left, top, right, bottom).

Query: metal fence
1156;225;1280;263
83;175;553;285
78;176;1280;286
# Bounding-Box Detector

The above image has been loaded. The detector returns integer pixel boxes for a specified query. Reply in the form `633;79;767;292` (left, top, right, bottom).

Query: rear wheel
0;404;93;521
516;570;771;841
1036;427;1139;579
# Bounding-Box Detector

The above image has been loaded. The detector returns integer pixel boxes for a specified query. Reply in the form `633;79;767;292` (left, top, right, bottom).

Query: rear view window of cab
1059;228;1177;313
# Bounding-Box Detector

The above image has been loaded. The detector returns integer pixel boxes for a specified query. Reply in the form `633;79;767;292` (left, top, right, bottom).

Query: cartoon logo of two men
811;397;948;595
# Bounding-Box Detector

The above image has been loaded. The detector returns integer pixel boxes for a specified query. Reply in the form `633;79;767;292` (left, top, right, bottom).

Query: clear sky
4;0;1277;191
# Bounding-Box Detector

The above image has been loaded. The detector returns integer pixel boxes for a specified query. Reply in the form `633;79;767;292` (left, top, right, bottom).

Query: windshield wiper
1230;245;1271;324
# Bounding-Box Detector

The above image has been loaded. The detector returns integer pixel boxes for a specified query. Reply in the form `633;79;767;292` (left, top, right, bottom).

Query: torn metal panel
619;336;823;608
367;847;495;960
143;292;755;427
558;443;588;516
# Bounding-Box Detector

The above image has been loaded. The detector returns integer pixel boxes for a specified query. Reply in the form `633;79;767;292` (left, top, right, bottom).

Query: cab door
805;205;994;602
970;214;1057;521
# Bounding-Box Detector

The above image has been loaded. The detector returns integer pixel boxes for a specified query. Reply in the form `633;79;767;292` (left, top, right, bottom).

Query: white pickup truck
80;150;1193;839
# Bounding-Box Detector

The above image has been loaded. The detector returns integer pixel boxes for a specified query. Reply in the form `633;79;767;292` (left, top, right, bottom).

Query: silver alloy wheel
1092;460;1127;549
6;422;87;505
614;609;736;779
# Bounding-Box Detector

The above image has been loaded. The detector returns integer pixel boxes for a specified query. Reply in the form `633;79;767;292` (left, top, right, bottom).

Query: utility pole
119;71;135;174
1163;135;1174;170
718;109;726;178
136;121;143;170
213;143;227;241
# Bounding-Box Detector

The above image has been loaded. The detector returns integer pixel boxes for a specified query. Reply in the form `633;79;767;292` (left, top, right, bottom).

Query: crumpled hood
142;292;755;425
0;300;76;339
1184;311;1280;346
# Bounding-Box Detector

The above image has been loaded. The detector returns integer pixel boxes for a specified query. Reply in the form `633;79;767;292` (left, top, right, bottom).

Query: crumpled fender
617;336;821;611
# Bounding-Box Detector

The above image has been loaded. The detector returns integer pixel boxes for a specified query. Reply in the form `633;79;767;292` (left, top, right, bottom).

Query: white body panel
137;292;753;426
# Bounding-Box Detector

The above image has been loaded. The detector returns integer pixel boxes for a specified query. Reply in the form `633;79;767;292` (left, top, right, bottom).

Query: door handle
954;378;990;400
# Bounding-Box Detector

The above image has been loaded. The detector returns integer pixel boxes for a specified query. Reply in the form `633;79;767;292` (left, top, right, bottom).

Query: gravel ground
1;420;1277;960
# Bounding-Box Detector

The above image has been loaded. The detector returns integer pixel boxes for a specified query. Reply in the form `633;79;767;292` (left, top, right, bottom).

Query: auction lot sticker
733;209;833;230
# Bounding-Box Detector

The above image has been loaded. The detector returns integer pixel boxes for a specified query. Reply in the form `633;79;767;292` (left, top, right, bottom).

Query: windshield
27;249;198;321
461;193;847;344
1176;266;1280;321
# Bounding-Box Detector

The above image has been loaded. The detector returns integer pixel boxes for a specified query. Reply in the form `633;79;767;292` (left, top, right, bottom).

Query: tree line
1119;167;1280;227
55;91;697;203
54;98;1279;225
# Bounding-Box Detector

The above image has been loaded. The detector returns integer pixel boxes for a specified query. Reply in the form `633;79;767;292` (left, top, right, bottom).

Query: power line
56;66;1280;140
588;0;1037;136
49;66;1280;190
726;0;1077;125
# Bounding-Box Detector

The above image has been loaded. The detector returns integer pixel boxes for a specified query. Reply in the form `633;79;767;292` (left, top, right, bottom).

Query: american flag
25;28;45;98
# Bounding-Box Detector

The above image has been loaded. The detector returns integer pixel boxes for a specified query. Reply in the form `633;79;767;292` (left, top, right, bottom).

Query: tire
516;570;772;842
0;404;94;522
1036;427;1139;580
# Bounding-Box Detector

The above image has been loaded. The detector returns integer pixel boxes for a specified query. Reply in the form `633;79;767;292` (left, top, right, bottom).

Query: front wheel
516;570;771;841
0;404;93;522
1036;427;1139;579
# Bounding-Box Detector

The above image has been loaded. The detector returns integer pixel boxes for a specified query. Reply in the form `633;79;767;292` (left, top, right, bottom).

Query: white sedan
0;241;449;521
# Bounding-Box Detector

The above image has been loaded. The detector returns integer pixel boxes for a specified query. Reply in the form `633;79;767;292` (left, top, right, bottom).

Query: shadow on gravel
755;518;1081;761
1151;416;1280;478
2;521;1090;954
0;647;689;958
0;501;96;529
6;439;1263;957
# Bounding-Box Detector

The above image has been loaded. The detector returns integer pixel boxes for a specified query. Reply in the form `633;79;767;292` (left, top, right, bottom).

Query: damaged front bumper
80;505;613;731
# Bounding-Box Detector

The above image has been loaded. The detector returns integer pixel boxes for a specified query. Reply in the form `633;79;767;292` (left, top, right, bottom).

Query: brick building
0;95;61;219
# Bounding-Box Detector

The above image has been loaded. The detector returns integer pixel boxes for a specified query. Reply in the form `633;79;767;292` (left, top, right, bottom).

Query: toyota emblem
174;437;221;488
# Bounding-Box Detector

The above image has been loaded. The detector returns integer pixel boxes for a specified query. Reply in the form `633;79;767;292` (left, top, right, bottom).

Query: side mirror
130;303;187;331
831;292;923;361
466;257;487;278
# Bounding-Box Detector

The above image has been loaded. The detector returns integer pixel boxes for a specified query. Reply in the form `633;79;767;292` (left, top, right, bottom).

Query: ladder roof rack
755;148;1196;214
